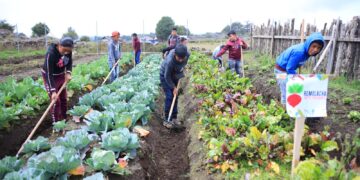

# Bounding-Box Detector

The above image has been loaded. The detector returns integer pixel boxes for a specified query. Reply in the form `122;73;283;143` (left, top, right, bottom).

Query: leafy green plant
56;129;97;150
53;120;67;132
268;79;276;85
294;158;358;180
0;156;24;178
101;128;139;152
342;97;352;105
22;136;51;154
187;51;357;177
67;105;90;117
84;110;114;133
348;111;360;122
86;148;116;171
27;146;81;177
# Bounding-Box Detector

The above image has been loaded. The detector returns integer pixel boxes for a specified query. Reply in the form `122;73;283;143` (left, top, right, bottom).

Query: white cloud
0;0;358;38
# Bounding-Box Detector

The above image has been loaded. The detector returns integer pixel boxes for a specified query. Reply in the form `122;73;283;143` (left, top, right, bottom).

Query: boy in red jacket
215;30;248;76
132;33;141;65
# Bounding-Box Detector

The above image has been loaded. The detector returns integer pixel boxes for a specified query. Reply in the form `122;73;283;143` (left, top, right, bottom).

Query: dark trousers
160;77;178;121
42;72;67;122
135;50;141;65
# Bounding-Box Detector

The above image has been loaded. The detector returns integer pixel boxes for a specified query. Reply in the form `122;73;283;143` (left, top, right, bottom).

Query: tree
0;20;14;32
174;25;190;36
31;22;50;37
221;22;249;36
155;16;175;41
80;35;90;42
63;27;78;40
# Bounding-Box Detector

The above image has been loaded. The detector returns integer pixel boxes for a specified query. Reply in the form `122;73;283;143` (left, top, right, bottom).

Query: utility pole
16;24;19;52
230;18;232;31
96;21;99;55
143;19;145;52
44;24;48;49
187;19;189;37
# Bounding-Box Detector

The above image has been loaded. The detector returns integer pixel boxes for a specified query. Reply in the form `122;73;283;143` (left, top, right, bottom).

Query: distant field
0;49;45;60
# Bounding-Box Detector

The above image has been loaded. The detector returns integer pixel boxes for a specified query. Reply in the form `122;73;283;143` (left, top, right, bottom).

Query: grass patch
0;49;45;60
329;76;360;95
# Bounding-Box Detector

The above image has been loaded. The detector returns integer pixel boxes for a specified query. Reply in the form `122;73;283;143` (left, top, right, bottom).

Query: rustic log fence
251;16;360;80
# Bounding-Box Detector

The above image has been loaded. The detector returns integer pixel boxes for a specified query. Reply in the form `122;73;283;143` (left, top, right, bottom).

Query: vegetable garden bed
0;53;133;158
0;54;161;179
186;52;360;179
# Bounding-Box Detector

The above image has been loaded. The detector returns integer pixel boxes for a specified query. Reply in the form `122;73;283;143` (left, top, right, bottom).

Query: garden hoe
16;81;68;157
241;45;245;78
167;81;185;132
102;61;119;85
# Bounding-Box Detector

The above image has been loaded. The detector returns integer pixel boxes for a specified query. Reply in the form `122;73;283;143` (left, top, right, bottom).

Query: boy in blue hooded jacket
274;32;324;105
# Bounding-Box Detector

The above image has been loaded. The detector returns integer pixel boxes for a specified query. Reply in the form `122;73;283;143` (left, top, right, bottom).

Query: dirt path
0;55;101;82
137;83;191;179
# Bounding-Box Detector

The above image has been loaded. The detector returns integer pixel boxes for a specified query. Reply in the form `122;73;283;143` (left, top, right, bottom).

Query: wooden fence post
270;25;275;57
250;25;253;50
326;18;340;74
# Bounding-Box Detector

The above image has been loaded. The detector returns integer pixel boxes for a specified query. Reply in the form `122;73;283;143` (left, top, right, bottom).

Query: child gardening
274;32;324;105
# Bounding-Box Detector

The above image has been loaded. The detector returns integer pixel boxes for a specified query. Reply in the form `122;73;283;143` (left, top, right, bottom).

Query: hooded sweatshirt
216;37;248;60
276;32;324;74
160;49;189;89
42;43;72;92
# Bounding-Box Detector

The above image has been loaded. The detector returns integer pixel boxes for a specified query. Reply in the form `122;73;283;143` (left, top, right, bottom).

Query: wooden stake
291;116;306;176
299;19;305;74
133;51;136;67
313;40;333;73
17;81;68;156
241;45;245;78
167;81;181;122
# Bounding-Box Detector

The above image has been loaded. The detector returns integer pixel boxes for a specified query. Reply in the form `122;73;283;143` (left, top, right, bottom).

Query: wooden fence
251;16;360;80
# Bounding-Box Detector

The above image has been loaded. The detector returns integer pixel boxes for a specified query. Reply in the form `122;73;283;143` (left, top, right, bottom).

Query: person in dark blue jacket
274;32;324;105
160;44;189;130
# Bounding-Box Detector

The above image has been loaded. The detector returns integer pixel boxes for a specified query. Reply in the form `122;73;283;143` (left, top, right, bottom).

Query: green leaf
0;156;24;179
294;159;322;180
86;148;116;171
53;120;67;132
27;146;81;176
67;105;90;117
56;129;97;150
101;128;139;152
249;126;262;141
321;140;339;152
23;136;51;154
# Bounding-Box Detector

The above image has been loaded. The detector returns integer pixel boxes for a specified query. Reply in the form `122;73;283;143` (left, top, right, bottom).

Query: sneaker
172;118;182;126
163;121;185;132
163;121;175;129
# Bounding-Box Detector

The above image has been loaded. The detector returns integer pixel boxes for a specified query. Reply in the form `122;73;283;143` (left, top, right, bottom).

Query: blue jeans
108;60;119;83
228;59;242;76
160;77;178;121
135;51;141;65
274;68;287;105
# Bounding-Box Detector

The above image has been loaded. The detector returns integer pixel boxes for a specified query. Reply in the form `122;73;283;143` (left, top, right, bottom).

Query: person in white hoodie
212;45;225;70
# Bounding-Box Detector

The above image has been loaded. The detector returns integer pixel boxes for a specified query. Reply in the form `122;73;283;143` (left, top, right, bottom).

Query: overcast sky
0;0;359;38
